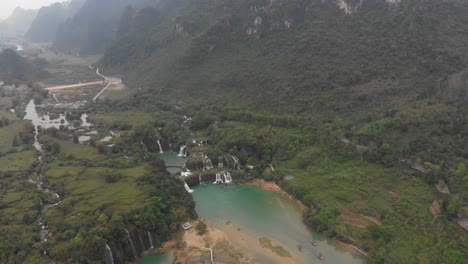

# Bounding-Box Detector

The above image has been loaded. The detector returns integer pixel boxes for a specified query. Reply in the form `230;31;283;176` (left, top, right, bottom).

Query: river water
192;184;364;264
159;152;186;174
138;253;171;264
140;183;364;264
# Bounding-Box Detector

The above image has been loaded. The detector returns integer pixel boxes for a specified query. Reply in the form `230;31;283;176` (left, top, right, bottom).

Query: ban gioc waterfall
0;0;467;263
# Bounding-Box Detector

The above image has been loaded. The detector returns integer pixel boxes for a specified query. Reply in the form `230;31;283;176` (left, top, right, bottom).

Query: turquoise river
141;183;364;264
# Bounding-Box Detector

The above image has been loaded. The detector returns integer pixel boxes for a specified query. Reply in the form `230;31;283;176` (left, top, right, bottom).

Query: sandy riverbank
249;179;306;211
159;216;296;264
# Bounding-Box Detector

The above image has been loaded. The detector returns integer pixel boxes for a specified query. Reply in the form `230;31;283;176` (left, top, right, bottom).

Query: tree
52;142;60;154
195;221;207;235
96;143;106;154
72;133;79;144
12;136;18;147
448;195;461;217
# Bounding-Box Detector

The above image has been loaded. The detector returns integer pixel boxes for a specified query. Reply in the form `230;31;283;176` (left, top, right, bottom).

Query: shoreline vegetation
251;179;368;257
150;179;364;264
2;0;468;261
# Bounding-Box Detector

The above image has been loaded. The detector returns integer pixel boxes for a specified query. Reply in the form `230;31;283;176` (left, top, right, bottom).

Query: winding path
43;68;121;102
93;68;122;102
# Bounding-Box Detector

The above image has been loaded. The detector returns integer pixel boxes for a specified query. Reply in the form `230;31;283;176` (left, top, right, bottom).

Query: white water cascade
231;155;241;169
124;228;137;259
184;182;194;193
182;115;192;128
178;145;187;157
218;156;224;168
204;155;214;170
199;174;202;184
140;140;148;153
157;139;164;154
223;172;233;184
138;232;145;251
105;244;115;264
214;173;224;184
147;231;154;249
269;163;275;171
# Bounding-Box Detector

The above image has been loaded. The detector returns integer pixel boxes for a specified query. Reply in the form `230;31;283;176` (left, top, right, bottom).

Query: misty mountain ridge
100;0;468;115
52;0;161;54
0;7;37;37
25;0;86;43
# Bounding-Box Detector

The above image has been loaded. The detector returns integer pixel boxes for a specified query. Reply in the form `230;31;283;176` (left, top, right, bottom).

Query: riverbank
250;179;369;258
149;218;239;264
250;179;306;211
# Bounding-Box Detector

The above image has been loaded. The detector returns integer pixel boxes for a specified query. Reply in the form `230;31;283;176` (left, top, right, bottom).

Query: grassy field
0;96;14;108
0;120;29;154
40;135;105;161
0;152;42;263
277;146;466;262
0;150;36;172
258;237;291;257
42;137;149;219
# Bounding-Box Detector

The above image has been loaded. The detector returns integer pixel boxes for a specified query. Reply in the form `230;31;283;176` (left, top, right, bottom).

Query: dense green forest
2;0;468;262
98;0;468;262
0;97;197;263
0;49;48;82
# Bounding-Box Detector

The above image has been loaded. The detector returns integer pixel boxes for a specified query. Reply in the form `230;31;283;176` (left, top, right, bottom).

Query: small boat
310;239;317;246
297;244;304;252
316;252;325;260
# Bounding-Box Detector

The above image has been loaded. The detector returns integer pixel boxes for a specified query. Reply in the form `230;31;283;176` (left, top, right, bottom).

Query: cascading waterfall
199;174;202;184
124;228;137;259
178;145;187;157
218;156;224;168
184;182;194;193
169;143;173;152
231;155;241;169
182;115;192;128
269;163;275;171
204;155;214;170
224;172;233;184
105;244;115;264
147;231;154;249
214;173;224;184
140;140;148;153
157;139;164;154
138;232;145;251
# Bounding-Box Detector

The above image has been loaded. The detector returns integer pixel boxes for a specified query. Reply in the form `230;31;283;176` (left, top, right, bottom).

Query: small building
182;222;192;230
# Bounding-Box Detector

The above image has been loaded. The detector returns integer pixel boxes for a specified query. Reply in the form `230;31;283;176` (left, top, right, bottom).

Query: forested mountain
0;49;47;82
25;0;86;43
53;0;159;54
0;7;37;37
103;0;468;114
99;0;468;261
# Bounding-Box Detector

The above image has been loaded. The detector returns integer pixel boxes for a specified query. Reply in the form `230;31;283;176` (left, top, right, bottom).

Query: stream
23;99;93;245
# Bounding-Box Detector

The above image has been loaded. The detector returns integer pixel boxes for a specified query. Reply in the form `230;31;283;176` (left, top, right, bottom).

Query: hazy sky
0;0;63;19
